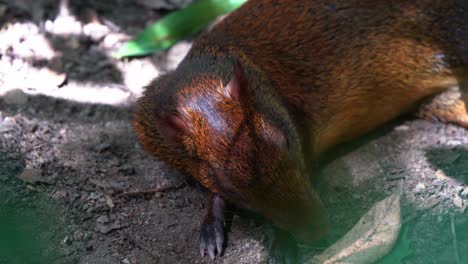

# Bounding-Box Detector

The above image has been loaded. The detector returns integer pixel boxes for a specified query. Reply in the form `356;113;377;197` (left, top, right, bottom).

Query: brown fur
134;0;468;244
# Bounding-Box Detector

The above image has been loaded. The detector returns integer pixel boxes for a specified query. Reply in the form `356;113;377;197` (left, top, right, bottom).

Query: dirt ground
1;1;467;264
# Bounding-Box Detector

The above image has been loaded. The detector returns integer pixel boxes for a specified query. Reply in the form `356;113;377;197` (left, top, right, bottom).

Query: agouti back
134;0;468;261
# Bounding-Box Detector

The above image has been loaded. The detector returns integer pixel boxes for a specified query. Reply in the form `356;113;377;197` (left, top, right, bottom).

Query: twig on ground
118;183;186;198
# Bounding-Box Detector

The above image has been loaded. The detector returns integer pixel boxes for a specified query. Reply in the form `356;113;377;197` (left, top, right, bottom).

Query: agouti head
134;59;329;242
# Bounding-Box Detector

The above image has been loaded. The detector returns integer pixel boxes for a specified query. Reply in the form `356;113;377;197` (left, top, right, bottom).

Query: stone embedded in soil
94;142;112;153
16;168;52;184
62;247;74;256
0;116;19;133
62;236;72;245
105;195;115;208
453;195;464;208
97;215;109;224
435;170;450;181
96;215;123;234
96;221;122;234
414;183;426;194
394;125;410;131
51;190;68;199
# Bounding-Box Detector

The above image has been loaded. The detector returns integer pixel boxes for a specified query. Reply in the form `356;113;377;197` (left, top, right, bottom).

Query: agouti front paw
199;193;225;259
199;216;224;259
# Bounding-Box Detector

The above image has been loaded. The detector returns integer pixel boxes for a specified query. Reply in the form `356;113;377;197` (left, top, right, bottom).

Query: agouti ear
224;61;248;101
155;113;188;145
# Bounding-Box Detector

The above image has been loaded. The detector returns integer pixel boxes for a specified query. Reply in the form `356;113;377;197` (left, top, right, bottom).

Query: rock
97;215;109;224
435;170;450;181
414;183;426;194
62;236;71;245
17;168;52;184
72;230;85;241
453;195;464;208
95;142;111;152
394;125;410;131
51;190;68;199
105;195;115;208
446;139;461;146
96;221;122;234
62;247;73;256
0;117;19;133
87;192;100;200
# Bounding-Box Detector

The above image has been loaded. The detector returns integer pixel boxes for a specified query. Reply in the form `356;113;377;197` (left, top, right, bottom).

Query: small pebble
97;215;109;224
394;125;410;131
105;195;115;208
453;195;464;208
414;183;426;193
17;168;46;184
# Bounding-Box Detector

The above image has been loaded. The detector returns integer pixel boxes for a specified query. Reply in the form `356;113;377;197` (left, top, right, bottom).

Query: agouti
133;0;468;262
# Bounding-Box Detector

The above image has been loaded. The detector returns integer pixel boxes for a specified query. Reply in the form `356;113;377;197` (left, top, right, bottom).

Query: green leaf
115;0;248;58
377;224;412;264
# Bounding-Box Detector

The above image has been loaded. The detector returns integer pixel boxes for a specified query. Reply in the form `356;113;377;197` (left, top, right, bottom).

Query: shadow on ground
426;147;468;184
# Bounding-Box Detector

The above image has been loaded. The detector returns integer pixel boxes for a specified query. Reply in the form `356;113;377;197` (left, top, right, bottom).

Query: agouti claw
199;194;225;259
199;218;224;259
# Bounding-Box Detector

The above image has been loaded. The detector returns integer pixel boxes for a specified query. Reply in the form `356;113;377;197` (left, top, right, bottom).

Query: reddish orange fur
134;0;467;243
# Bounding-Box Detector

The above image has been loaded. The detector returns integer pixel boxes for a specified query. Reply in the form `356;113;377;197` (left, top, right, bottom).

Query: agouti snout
134;60;330;242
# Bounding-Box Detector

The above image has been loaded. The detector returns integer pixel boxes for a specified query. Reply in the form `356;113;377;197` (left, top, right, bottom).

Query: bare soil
0;1;467;264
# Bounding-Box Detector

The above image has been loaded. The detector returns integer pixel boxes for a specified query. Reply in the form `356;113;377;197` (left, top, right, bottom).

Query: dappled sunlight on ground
0;0;191;106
